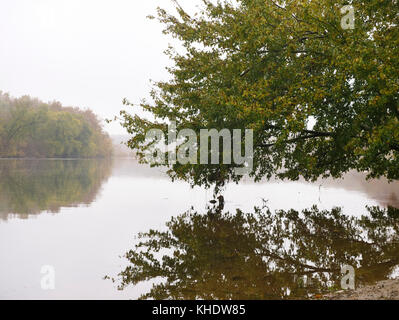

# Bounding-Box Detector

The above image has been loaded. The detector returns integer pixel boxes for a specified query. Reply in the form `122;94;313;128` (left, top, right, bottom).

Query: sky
0;0;199;135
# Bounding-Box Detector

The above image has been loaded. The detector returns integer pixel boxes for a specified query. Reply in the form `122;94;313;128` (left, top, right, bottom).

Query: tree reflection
0;159;112;220
115;204;399;300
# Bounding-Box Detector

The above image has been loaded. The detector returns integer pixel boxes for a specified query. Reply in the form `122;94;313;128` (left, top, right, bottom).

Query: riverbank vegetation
120;0;399;188
0;91;112;158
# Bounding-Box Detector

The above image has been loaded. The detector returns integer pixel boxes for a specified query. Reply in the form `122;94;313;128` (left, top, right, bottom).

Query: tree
120;0;399;189
0;92;113;158
0;98;44;156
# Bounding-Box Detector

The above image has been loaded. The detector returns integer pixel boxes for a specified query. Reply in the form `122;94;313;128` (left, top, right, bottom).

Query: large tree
121;0;399;189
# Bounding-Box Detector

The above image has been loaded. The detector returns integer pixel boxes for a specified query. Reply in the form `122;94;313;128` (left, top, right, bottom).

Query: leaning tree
120;0;399;189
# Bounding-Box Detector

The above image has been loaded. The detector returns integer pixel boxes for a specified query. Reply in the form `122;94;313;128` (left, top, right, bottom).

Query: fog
0;0;200;135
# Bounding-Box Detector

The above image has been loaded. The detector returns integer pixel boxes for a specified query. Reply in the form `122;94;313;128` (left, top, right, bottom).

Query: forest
0;91;112;158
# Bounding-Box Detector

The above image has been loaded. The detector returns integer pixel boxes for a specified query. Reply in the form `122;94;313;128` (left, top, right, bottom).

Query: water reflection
0;159;112;220
115;204;399;300
112;159;399;209
315;172;399;209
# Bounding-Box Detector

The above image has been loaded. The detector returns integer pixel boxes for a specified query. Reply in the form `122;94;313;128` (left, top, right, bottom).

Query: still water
0;159;398;299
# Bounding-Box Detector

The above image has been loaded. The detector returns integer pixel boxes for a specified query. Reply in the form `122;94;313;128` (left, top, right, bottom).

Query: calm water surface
0;159;398;299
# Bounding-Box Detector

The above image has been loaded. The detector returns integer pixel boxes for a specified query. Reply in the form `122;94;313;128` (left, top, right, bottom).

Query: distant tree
0;92;113;158
120;0;399;189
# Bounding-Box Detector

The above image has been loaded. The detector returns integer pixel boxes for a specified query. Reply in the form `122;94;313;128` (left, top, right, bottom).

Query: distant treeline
0;92;112;158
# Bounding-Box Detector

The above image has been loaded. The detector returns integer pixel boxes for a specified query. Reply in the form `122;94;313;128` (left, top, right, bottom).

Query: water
0;159;398;299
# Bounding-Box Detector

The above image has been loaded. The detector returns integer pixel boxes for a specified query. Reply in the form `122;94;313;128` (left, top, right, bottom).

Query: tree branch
258;132;334;148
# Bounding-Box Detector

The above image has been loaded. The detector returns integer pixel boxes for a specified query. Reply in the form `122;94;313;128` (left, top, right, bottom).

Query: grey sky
0;0;198;135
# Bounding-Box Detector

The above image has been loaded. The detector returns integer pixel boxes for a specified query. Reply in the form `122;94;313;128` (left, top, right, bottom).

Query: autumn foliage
0;91;112;158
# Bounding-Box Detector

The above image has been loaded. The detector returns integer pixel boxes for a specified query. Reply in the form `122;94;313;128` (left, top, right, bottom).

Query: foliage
120;0;399;189
114;204;399;300
0;92;112;158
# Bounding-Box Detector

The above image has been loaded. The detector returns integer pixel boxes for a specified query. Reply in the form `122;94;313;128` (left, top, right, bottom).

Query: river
0;158;398;299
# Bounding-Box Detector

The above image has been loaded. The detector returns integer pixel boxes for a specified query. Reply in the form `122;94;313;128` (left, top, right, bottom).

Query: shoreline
324;279;399;300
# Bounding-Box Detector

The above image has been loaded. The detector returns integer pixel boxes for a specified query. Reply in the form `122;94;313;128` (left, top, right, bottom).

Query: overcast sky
0;0;199;135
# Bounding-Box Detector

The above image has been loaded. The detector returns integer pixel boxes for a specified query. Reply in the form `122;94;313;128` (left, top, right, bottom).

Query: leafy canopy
0;92;113;158
121;0;399;189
